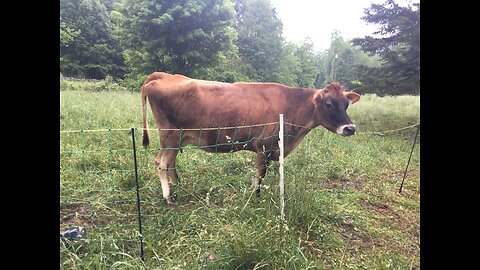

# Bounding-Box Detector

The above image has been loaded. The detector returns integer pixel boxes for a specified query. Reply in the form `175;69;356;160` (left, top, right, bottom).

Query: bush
60;77;128;92
120;74;148;92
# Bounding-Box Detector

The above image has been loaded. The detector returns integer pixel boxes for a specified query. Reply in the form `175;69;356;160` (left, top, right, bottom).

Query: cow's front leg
155;149;179;205
253;152;269;196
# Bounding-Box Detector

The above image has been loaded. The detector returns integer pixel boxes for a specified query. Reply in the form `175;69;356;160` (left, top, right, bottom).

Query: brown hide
140;72;360;204
142;72;324;160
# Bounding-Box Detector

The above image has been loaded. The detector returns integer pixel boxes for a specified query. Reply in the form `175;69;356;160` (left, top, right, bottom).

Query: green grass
60;82;420;269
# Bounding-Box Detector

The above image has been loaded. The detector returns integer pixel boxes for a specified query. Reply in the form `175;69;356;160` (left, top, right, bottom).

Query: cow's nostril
344;125;356;135
336;124;356;136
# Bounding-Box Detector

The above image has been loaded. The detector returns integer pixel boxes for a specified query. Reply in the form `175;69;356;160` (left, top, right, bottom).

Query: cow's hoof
255;188;261;197
166;196;177;206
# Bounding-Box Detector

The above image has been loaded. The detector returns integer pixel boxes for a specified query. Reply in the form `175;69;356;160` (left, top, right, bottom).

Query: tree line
60;0;419;95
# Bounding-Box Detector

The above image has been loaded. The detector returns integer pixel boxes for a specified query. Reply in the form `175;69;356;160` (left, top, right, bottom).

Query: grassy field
60;83;420;269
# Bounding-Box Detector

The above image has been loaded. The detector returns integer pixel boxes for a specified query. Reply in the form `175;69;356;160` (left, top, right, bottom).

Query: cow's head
312;82;361;136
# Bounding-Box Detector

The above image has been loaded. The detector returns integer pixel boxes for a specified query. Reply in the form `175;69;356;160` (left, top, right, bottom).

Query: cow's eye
325;102;334;109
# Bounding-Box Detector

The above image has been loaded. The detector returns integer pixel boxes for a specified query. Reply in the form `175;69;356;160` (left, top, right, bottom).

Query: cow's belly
181;130;255;152
177;122;307;161
180;129;282;157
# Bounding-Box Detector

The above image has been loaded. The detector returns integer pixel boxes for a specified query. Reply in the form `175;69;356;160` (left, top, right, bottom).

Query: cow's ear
313;90;324;106
345;91;360;104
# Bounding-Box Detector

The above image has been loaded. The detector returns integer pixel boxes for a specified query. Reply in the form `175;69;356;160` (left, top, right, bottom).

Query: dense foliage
318;31;382;90
115;0;238;79
60;0;127;79
233;0;283;82
352;0;420;95
60;0;419;95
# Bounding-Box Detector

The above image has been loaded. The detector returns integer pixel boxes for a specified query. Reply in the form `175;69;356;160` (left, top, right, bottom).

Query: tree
232;0;283;82
115;0;238;81
318;31;379;90
60;20;81;69
323;32;354;85
60;0;126;79
271;42;301;87
352;0;420;95
292;39;318;88
60;21;80;49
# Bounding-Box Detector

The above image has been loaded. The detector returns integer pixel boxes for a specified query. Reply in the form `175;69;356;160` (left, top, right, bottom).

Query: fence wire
60;122;290;259
60;121;419;259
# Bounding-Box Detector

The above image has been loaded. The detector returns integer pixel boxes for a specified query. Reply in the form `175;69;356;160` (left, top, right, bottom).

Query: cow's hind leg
155;149;179;205
253;152;269;197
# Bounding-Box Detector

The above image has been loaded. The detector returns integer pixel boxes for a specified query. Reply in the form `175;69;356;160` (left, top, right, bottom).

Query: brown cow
141;72;360;205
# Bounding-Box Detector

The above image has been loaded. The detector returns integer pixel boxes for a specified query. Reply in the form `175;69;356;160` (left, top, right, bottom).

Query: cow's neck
283;88;318;129
282;89;319;157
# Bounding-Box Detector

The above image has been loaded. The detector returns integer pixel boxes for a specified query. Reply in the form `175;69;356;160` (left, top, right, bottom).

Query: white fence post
278;114;285;222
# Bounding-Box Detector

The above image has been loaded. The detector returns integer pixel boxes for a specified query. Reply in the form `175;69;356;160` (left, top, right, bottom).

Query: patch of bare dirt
360;199;398;218
358;199;420;259
60;203;91;231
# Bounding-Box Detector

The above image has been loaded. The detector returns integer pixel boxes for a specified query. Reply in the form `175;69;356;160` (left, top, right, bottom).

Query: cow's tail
141;80;150;148
141;72;167;148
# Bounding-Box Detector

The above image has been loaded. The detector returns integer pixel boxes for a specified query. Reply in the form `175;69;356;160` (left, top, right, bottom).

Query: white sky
270;0;419;51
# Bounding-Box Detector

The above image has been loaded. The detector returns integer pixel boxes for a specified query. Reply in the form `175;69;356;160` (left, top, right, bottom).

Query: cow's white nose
337;124;356;136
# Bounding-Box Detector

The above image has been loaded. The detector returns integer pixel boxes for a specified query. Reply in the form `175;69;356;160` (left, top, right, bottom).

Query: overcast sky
270;0;419;51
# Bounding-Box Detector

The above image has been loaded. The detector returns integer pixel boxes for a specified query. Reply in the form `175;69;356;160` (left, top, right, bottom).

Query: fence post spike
131;128;145;261
399;125;420;193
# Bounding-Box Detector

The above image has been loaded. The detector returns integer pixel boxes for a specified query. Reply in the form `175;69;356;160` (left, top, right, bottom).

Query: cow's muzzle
337;124;356;136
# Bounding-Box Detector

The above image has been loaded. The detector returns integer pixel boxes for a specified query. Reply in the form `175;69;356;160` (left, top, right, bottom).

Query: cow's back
144;73;291;129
